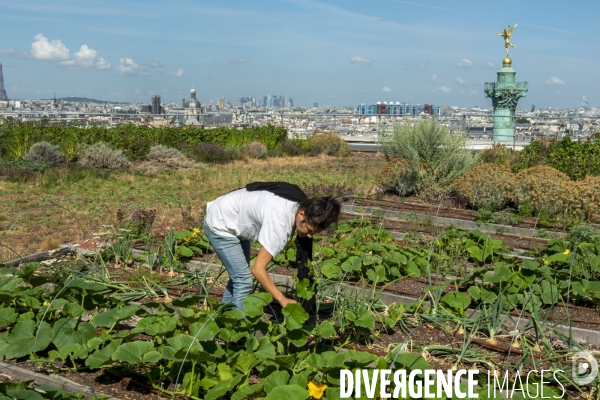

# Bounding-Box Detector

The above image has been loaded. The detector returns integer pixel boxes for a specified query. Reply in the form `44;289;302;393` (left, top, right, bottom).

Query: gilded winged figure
498;24;517;57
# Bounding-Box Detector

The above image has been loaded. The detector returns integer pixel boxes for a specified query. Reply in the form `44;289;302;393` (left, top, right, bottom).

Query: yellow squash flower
562;249;570;255
192;228;201;237
308;381;328;399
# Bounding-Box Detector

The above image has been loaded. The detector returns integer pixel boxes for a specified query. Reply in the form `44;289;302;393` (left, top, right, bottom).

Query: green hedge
0;122;287;161
515;134;600;180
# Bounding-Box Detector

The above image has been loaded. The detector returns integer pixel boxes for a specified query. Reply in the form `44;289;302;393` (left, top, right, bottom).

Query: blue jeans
203;222;252;311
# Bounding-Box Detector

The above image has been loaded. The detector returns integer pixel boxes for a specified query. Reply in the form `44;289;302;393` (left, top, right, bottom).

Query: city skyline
0;0;598;108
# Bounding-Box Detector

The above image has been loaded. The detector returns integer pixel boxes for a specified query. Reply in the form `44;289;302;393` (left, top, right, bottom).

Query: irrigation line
0;243;24;263
0;360;99;399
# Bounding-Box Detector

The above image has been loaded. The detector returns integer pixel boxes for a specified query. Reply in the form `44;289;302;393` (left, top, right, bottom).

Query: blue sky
1;0;598;108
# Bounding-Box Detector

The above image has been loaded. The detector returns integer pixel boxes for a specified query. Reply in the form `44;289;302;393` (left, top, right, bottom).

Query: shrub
0;158;46;182
453;163;515;210
480;143;520;169
78;143;131;170
310;133;350;157
379;157;419;195
277;139;302;156
379;118;478;202
572;176;600;221
242;141;267;159
515;135;600;180
147;145;184;160
510;165;571;216
566;225;600;245
25;141;65;167
189;143;232;164
302;182;353;199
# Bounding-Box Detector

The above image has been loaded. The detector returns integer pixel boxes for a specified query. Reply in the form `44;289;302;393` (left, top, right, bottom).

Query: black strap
295;235;315;314
245;182;308;203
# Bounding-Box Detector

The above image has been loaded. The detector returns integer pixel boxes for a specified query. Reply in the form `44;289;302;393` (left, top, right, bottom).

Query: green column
484;57;528;142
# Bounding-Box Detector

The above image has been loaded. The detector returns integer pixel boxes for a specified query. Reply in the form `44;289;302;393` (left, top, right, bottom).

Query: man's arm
251;247;297;308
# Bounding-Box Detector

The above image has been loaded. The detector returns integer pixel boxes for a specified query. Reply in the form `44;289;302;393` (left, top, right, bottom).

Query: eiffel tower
0;61;9;101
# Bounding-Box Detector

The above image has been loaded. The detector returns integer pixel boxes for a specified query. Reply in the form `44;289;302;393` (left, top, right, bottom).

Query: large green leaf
296;279;315;300
204;375;244;400
234;351;261;374
53;318;96;350
316;321;336;339
345;307;375;330
321;258;343;279
264;384;308;400
86;339;122;369
282;303;309;330
254;337;276;359
6;320;52;358
243;292;272;317
134;315;179;336
321;351;346;369
442;292;471;312
231;383;264;400
111;341;157;364
0;308;18;325
91;305;139;328
263;370;290;394
189;319;219;342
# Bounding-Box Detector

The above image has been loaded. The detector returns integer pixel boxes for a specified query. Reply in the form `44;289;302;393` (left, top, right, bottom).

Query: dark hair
298;196;341;230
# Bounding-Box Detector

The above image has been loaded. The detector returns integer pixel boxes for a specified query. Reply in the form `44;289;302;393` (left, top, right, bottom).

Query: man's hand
279;297;298;308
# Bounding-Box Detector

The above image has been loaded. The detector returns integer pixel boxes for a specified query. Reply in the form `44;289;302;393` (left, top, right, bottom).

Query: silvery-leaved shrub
379;118;478;202
78;143;131;169
453;163;515;211
147;145;184;160
243;141;267;159
25;141;65;167
379;157;419;195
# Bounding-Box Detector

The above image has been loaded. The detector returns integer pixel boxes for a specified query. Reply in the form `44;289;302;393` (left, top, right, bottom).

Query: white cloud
59;45;110;70
455;77;465;84
417;64;426;70
29;34;110;70
485;61;495;69
468;89;479;95
350;56;371;66
457;59;473;68
0;49;15;56
545;76;565;86
227;58;249;63
437;86;451;93
147;57;166;68
430;74;439;82
381;86;392;92
116;58;148;76
166;68;184;77
30;34;70;60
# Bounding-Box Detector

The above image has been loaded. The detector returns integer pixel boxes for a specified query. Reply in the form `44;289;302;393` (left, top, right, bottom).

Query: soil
1;361;158;400
344;197;565;231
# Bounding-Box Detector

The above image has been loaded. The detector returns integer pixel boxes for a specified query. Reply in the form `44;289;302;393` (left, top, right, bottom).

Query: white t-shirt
205;189;298;257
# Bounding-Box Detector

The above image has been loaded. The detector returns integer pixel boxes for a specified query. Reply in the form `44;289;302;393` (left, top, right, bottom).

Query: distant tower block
581;96;590;109
0;61;9;101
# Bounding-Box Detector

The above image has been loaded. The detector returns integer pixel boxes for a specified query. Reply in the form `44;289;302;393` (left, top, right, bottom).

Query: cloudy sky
1;0;598;108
